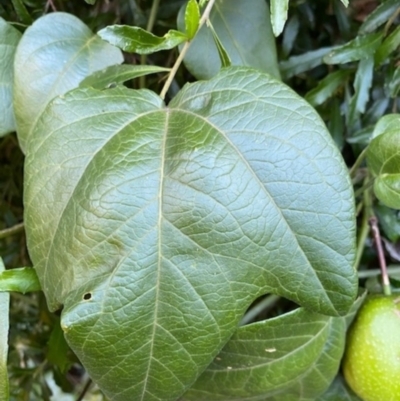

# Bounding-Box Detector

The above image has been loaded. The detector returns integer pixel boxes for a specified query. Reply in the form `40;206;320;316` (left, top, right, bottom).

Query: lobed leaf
177;0;280;80
0;18;21;137
98;25;188;54
13;12;123;153
24;67;357;400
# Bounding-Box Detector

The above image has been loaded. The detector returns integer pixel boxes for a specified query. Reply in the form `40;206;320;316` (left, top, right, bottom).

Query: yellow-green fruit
343;295;400;401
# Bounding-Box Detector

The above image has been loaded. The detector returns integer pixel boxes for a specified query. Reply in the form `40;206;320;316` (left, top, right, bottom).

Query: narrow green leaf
24;67;357;400
282;15;300;58
177;0;280;80
14;12;123;154
353;55;374;114
270;0;289;37
79;64;171;89
346;55;375;130
0;258;9;401
207;21;231;68
305;69;353;107
324;32;382;64
98;25;187;54
340;0;349;6
0;267;41;293
0;18;21;137
182;309;346;400
11;0;32;25
185;0;200;40
280;47;334;79
375;26;400;66
85;0;96;4
359;0;400;34
328;99;345;150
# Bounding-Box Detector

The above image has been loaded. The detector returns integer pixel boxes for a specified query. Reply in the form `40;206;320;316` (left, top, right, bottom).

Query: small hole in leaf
83;293;92;301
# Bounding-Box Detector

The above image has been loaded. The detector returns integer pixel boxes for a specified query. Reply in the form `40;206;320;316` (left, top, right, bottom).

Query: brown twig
369;216;391;295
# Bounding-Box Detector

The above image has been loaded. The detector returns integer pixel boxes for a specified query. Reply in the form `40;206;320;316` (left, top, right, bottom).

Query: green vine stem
349;147;368;180
0;222;24;240
369;216;392;296
160;0;217;100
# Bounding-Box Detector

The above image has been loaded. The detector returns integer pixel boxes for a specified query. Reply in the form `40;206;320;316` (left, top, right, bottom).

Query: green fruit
343;294;400;401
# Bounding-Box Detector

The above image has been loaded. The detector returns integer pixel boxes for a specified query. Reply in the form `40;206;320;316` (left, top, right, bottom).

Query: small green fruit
343;295;400;401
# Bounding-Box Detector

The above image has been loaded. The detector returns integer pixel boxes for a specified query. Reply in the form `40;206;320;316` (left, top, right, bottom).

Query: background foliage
0;0;399;400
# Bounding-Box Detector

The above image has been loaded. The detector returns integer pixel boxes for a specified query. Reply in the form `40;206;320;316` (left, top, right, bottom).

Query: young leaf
0;258;9;401
79;65;171;89
13;12;123;154
270;0;289;37
98;25;188;54
0;18;21;137
185;0;200;40
182;308;346;400
324;32;382;64
24;67;357;401
0;267;41;293
359;0;400;34
305;69;353;107
177;0;280;80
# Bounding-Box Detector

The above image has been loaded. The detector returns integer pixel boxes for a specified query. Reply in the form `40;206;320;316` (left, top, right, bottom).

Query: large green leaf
13;12;123;153
177;0;280;80
24;67;357;400
0;18;21;137
367;115;400;209
181;308;346;400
